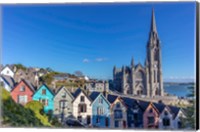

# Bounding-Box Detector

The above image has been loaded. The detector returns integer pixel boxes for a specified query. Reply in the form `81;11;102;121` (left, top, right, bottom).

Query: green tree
183;85;195;129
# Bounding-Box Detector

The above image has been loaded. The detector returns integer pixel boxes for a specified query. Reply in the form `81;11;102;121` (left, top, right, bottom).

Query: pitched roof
23;79;36;92
107;94;118;104
35;83;55;96
121;96;138;108
153;102;166;113
89;91;101;101
55;86;74;99
0;75;15;89
137;100;150;111
168;105;180;119
72;88;82;98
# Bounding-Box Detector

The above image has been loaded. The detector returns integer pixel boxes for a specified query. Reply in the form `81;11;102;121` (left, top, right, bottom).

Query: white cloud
95;58;108;62
83;58;90;63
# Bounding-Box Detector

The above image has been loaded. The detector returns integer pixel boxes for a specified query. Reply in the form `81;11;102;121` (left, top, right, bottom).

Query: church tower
146;9;164;97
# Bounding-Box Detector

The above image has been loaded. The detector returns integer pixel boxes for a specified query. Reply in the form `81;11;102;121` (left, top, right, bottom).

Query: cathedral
113;9;164;97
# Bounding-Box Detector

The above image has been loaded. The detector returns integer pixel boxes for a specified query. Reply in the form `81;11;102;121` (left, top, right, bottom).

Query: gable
11;80;34;94
54;87;74;100
1;66;14;77
144;103;159;115
33;84;54;99
112;98;127;111
92;94;110;106
73;91;91;104
160;107;173;118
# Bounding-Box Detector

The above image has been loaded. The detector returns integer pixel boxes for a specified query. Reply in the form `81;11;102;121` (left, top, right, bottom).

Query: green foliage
14;63;26;71
1;87;43;127
1;87;60;127
183;85;195;129
25;101;51;127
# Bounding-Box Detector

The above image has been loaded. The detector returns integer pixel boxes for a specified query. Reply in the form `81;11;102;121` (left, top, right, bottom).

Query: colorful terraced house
89;91;110;128
10;79;35;105
32;84;55;113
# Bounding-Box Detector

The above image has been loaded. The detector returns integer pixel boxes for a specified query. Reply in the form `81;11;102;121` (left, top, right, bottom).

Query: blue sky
2;2;196;82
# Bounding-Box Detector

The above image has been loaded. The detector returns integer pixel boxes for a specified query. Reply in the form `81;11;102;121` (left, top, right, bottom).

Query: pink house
143;102;159;129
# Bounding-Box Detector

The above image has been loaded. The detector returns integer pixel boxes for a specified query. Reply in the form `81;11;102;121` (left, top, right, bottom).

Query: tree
74;70;84;77
1;87;44;127
183;85;195;129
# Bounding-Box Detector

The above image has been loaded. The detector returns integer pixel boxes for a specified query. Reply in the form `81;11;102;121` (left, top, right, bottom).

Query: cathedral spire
131;57;134;67
151;8;157;33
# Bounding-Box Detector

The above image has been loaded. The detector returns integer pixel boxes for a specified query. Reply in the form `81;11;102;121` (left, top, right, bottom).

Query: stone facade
113;9;164;97
85;80;109;92
53;86;74;123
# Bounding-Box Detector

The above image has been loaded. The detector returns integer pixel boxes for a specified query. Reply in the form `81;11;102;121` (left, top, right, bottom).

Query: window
7;70;9;74
78;104;87;113
18;95;27;104
149;108;153;113
97;107;104;115
80;96;85;102
60;100;67;109
42;89;46;95
164;111;168;116
40;99;48;106
115;121;119;128
78;116;82;122
20;86;25;92
62;92;66;98
105;117;109;127
87;116;91;124
114;110;123;119
163;118;170;126
134;113;138;121
99;98;103;104
116;102;120;108
96;117;100;123
148;117;155;124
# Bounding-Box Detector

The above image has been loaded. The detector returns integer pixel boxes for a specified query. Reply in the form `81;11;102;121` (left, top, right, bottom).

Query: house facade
143;102;159;128
121;97;143;128
109;97;128;129
169;106;185;129
33;84;54;113
1;66;14;78
54;86;74;123
72;88;92;126
158;106;174;129
89;92;110;128
10;79;35;105
0;75;15;92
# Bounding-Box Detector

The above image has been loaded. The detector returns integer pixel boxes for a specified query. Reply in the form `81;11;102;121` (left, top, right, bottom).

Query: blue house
89;92;110;128
33;84;55;113
121;97;143;128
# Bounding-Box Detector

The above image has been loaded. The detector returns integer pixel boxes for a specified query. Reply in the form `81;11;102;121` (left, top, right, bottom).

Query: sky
1;2;196;82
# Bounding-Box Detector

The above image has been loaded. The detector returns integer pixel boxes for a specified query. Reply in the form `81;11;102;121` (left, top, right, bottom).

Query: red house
11;79;36;105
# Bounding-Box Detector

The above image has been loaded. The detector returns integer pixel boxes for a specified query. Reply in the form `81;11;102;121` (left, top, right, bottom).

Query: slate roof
107;94;118;104
153;102;166;113
121;96;138;108
89;91;101;101
23;79;36;92
168;105;180;119
72;88;82;98
137;100;150;111
0;75;15;89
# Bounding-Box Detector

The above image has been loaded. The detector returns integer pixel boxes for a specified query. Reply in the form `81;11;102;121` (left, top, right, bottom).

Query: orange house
143;102;160;129
11;79;35;105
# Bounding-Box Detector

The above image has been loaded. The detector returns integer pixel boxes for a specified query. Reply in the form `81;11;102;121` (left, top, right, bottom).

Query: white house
158;106;174;129
72;88;92;126
171;107;186;129
0;75;15;92
1;66;14;78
